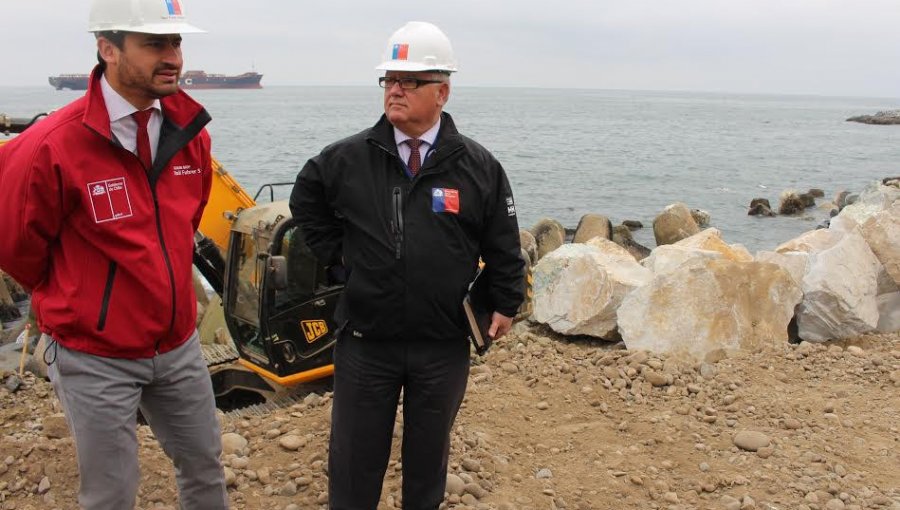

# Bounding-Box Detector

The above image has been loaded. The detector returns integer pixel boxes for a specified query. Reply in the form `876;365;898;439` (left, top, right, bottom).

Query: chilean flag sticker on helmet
391;44;409;61
165;0;183;15
432;188;459;214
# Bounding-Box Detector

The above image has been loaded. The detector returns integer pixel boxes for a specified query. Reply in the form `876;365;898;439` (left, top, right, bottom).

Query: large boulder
612;225;651;261
836;183;899;225
858;203;899;287
653;203;700;246
618;259;802;360
690;209;711;228
640;244;722;277
778;190;805;215
876;292;900;333
532;240;651;339
755;250;810;286
748;198;776;217
673;228;753;262
775;228;842;254
572;214;612;244
796;229;880;342
519;230;538;267
530;218;566;261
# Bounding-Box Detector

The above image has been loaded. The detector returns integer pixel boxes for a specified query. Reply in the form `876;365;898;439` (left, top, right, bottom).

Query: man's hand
488;312;513;340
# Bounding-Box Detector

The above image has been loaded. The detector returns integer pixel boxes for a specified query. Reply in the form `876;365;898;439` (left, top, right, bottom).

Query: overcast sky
4;0;900;97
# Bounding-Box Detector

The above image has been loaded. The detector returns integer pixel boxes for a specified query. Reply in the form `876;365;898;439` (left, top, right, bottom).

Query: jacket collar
82;65;209;140
368;111;464;162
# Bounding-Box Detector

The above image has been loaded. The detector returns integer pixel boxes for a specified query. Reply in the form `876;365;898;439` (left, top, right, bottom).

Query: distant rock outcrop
847;110;900;125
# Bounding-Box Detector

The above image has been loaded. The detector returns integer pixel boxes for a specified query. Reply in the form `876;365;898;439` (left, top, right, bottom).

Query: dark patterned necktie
405;138;422;176
132;109;153;171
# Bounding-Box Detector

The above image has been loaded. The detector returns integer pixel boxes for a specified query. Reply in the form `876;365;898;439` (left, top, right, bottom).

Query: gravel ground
1;325;898;510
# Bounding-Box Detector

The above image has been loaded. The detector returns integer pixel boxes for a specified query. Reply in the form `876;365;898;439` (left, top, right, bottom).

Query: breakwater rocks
847;110;900;125
525;179;899;360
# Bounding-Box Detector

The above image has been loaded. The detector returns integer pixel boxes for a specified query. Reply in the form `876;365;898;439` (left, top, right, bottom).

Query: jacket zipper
96;261;118;331
392;187;404;259
151;189;178;353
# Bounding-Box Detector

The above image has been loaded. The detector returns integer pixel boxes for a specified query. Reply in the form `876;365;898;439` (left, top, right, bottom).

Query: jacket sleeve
0;137;65;290
480;158;525;317
191;130;213;232
289;155;343;266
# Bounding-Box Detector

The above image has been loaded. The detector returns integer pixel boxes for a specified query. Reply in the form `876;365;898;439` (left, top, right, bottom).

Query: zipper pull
392;187;403;259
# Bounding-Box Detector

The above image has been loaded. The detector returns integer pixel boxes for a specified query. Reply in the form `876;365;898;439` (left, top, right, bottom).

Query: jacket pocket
96;261;118;331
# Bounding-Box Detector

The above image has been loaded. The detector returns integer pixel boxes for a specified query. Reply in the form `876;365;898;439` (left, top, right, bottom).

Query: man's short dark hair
95;31;126;71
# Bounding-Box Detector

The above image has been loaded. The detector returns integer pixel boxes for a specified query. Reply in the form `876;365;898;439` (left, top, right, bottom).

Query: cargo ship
48;70;263;90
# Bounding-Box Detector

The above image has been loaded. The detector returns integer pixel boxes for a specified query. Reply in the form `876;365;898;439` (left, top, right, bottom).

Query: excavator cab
221;201;341;384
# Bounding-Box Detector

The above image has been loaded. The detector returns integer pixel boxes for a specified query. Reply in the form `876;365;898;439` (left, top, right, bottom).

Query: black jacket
290;112;524;342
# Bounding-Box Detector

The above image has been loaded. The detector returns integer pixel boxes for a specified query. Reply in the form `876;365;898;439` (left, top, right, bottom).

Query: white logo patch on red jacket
87;177;133;223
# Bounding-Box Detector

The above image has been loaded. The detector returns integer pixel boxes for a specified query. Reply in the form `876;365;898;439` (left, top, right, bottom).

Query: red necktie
132;109;153;171
405;138;422;176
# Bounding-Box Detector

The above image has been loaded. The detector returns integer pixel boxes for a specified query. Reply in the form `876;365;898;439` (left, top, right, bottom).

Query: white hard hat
88;0;205;34
376;21;458;73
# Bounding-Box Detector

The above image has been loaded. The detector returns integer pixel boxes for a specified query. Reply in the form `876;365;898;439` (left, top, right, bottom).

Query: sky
4;0;900;97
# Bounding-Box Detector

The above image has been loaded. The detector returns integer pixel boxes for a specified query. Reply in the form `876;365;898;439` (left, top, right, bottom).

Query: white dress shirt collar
100;74;163;163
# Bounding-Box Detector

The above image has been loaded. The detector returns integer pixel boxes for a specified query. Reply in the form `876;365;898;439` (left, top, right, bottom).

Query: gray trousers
47;331;228;510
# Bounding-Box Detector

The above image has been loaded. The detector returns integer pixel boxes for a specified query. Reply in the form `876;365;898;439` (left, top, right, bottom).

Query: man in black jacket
290;21;524;510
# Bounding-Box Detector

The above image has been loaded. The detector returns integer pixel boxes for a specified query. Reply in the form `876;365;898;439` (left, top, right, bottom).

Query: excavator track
201;342;241;367
222;394;305;420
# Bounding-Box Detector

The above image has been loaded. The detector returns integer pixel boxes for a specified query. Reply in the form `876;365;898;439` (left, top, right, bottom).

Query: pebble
37;476;50;494
699;363;717;379
536;401;550;410
536;468;553;479
279;481;298;497
825;499;846;510
846;346;864;357
221;433;248;455
446;473;466;496
224;467;236;487
756;446;774;459
644;371;669;387
784;418;802;430
279;435;304;451
733;431;771;452
461;458;481;472
500;362;518;374
465;481;487;499
721;494;741;510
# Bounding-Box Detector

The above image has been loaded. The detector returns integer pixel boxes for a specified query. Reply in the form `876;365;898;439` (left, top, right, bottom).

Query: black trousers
328;331;470;510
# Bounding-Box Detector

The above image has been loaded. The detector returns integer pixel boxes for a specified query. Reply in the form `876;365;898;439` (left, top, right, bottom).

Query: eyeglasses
378;77;445;90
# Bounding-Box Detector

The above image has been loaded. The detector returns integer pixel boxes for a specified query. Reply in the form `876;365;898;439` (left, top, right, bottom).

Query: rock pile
526;180;899;359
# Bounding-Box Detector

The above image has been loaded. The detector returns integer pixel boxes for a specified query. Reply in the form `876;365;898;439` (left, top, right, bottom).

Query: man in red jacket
0;1;227;508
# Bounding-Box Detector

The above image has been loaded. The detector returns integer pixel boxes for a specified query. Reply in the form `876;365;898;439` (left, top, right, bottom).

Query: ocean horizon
2;85;898;252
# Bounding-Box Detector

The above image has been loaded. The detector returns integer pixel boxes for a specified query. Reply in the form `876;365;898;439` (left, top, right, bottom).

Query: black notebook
463;268;493;355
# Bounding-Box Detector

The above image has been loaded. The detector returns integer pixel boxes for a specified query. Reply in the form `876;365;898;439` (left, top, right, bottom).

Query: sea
3;86;899;252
